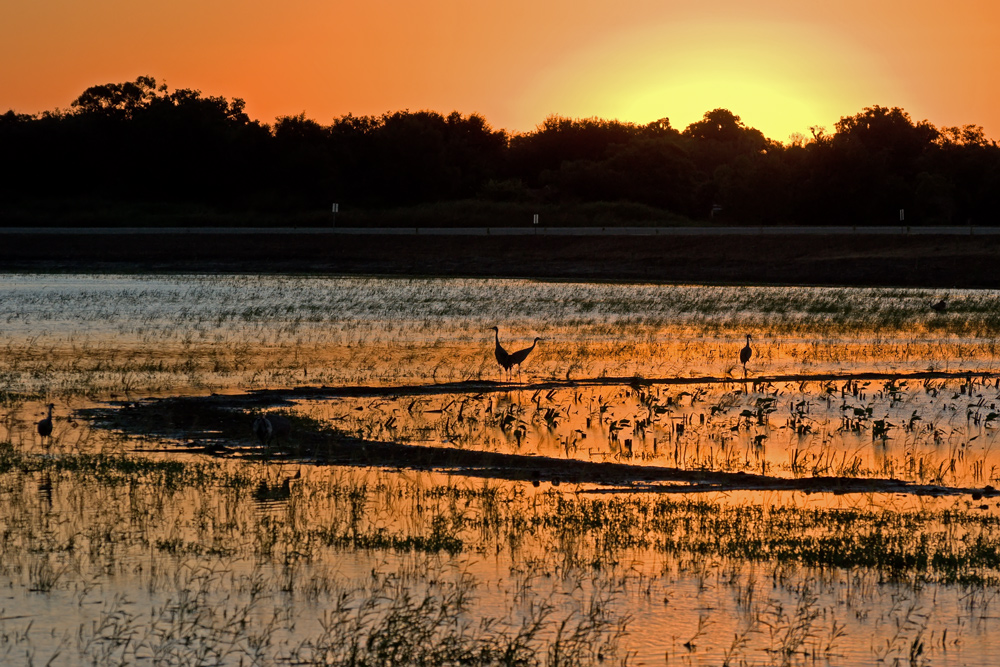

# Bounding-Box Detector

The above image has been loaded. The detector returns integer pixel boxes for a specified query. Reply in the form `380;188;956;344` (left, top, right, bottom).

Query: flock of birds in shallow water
31;329;756;448
32;296;957;449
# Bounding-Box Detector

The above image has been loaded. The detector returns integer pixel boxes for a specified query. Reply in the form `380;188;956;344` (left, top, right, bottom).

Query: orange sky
2;0;998;142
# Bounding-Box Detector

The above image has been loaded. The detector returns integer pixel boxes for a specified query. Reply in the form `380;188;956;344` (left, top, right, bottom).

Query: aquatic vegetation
2;273;1000;665
1;275;1000;399
280;374;1000;489
2;439;999;664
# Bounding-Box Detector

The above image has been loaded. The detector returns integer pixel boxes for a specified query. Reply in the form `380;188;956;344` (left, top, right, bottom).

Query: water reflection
1;397;999;665
252;470;298;512
37;470;53;510
288;375;1000;488
0;274;999;399
1;274;1000;664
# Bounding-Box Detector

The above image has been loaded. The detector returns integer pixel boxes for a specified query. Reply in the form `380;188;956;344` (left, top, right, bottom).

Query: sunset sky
3;0;998;142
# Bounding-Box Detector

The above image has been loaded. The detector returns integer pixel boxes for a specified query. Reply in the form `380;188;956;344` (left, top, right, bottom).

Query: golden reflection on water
1;274;999;399
2;435;999;665
4;275;1000;664
289;376;1000;489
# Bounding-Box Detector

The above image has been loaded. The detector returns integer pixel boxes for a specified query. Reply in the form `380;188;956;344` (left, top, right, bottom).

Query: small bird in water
37;403;55;441
739;334;753;375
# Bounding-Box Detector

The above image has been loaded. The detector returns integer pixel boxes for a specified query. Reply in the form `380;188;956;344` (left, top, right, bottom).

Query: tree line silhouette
2;76;998;226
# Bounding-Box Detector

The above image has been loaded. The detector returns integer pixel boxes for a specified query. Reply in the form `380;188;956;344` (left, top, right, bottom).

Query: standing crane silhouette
491;327;540;381
37;403;55;442
739;334;753;376
491;326;513;377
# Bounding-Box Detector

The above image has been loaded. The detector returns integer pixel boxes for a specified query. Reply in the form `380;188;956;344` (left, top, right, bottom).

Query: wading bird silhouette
509;337;541;377
491;326;513;378
37;403;55;442
252;414;292;449
739;334;753;375
491;327;541;381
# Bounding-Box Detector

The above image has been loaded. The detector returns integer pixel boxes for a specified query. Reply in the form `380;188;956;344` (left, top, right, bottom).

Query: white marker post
332;202;339;227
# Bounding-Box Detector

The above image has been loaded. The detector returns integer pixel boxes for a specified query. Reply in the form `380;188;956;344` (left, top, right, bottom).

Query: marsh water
3;274;1000;665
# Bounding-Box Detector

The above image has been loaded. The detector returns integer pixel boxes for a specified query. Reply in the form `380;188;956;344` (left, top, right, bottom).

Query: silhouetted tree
327;110;506;206
71;76;165;119
508;116;649;186
3;77;1000;226
813;106;939;223
679;109;771;216
832;106;938;163
271;113;336;205
545;136;699;213
923;124;1000;224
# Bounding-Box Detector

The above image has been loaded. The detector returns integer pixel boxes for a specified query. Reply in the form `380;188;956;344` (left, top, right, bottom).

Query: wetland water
3;274;1000;665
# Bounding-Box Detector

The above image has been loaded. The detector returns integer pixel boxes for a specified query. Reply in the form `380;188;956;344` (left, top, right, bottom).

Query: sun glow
517;20;914;142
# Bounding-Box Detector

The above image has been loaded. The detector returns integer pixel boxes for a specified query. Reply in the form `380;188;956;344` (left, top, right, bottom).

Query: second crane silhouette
37;403;55;443
491;326;540;382
739;334;753;376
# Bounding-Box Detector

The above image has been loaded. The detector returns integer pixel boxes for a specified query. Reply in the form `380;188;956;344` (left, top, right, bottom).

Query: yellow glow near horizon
516;20;916;141
2;1;998;141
